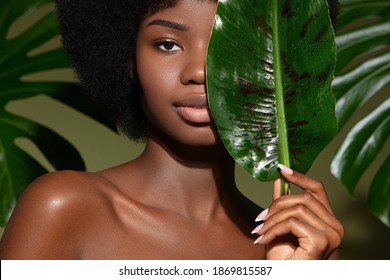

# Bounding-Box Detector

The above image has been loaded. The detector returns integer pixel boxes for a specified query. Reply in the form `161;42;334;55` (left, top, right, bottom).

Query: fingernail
251;223;264;234
278;163;294;175
254;235;264;244
255;208;269;222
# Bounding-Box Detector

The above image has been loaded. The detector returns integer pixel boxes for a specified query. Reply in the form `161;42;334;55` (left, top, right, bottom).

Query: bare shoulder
0;170;115;259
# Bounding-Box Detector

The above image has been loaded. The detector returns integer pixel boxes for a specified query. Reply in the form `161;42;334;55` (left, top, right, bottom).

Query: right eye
156;41;181;53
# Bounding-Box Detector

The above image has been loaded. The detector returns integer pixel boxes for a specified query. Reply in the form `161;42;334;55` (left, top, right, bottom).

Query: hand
252;164;344;259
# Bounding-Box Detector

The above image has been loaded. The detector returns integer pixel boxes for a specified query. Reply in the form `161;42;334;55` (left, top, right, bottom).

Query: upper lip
173;94;208;108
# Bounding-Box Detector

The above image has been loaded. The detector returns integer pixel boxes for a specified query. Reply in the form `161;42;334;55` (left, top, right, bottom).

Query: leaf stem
272;0;291;196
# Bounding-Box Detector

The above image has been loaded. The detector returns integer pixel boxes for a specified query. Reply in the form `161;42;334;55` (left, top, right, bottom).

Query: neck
135;127;241;221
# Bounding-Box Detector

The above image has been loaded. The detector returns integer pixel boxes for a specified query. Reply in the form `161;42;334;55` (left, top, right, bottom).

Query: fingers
273;178;281;201
253;201;344;246
253;165;344;259
252;201;343;259
267;191;342;233
254;217;341;259
277;164;332;212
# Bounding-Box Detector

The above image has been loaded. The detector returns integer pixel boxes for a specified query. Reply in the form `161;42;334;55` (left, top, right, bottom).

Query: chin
148;121;222;148
176;126;222;147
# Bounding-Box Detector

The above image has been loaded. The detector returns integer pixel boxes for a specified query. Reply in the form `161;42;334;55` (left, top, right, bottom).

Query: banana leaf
207;0;337;195
0;0;115;226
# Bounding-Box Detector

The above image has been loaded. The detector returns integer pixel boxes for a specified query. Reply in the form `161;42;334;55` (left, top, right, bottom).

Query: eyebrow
147;19;189;31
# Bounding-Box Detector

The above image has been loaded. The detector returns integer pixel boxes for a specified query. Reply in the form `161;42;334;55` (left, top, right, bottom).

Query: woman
0;0;343;259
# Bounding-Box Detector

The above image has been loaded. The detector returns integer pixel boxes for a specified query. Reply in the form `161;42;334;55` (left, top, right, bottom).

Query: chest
80;213;265;259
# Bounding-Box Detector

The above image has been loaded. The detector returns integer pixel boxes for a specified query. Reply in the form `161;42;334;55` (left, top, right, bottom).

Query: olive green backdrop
1;3;389;259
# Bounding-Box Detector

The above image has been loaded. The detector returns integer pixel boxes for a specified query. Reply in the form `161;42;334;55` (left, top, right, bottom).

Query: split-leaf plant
331;0;390;227
0;0;115;226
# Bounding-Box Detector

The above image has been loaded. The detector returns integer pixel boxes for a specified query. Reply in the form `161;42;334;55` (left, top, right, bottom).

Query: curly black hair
55;0;339;141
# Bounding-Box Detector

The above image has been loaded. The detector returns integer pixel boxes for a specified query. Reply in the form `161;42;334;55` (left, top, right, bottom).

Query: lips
174;94;208;108
173;94;211;124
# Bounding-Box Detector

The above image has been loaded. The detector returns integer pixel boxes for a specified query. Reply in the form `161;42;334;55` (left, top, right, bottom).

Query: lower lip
175;106;212;124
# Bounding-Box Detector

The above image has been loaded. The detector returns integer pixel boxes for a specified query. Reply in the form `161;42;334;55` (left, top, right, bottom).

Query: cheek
137;57;177;102
136;55;169;123
137;46;178;87
136;50;181;114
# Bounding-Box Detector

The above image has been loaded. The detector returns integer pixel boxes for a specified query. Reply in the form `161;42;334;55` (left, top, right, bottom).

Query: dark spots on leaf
314;26;328;42
238;78;274;97
235;117;274;131
288;120;309;128
288;130;296;138
300;16;315;38
242;102;258;115
253;132;276;140
290;148;304;155
261;59;274;73
281;0;294;18
312;112;318;117
281;51;312;82
255;13;272;35
261;59;273;69
291;70;311;82
251;0;259;7
316;72;328;82
284;90;298;104
286;90;298;98
252;120;274;130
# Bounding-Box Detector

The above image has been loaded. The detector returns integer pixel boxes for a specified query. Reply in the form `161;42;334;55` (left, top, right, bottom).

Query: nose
180;44;207;85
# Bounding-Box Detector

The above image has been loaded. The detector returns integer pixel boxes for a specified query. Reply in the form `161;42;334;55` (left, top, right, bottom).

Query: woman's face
136;0;219;146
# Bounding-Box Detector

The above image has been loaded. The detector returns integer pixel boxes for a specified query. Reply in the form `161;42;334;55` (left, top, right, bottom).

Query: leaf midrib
272;3;290;165
272;0;290;194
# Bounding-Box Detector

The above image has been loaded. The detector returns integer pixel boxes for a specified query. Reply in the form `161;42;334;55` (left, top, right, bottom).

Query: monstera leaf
0;0;115;226
207;0;337;195
331;0;390;227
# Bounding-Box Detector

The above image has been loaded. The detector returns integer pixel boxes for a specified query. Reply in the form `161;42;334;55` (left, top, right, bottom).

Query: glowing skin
136;0;218;146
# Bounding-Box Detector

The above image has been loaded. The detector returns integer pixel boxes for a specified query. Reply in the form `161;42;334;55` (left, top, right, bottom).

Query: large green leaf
331;98;390;194
0;0;115;226
207;0;337;191
331;0;390;227
368;154;390;226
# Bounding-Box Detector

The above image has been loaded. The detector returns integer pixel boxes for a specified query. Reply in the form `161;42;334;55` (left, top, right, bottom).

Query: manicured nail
278;163;294;175
255;208;269;222
254;235;264;244
251;223;264;234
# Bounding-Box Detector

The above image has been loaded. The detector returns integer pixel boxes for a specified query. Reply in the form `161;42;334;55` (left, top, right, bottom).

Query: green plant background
1;2;389;259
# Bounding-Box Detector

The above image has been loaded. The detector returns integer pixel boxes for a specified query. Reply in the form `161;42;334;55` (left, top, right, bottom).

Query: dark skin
0;0;343;260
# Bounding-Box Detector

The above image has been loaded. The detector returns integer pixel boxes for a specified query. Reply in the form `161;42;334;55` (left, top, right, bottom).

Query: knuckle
312;181;324;192
288;217;299;227
324;227;342;248
329;231;342;248
301;191;313;201
295;204;308;216
318;238;329;252
336;221;345;239
309;233;329;253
